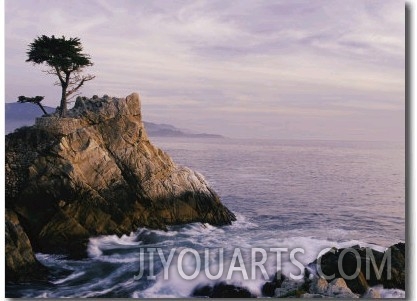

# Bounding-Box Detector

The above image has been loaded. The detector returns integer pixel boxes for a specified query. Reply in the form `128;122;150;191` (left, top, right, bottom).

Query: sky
5;0;404;141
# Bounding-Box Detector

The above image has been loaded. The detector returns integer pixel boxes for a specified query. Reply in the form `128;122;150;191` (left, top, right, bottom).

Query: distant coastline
143;121;224;138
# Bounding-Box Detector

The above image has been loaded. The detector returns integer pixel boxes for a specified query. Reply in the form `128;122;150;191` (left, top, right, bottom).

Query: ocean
6;138;405;298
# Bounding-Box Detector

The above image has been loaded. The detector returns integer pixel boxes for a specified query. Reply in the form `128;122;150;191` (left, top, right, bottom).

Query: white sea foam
87;232;140;257
35;253;67;262
134;255;264;298
35;253;75;271
378;288;406;298
52;271;85;284
137;227;179;237
230;213;259;229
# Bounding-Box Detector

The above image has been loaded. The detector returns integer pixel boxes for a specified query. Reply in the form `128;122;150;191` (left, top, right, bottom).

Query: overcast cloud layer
5;0;404;140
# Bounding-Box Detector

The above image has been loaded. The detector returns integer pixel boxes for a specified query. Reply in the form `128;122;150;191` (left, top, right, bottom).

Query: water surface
6;138;405;298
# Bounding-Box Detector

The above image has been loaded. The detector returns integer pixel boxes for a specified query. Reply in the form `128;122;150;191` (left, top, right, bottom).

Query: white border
407;1;416;300
1;0;6;298
1;1;413;300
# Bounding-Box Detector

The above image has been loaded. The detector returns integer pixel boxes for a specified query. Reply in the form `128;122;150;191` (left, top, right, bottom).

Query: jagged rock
261;242;405;298
262;272;286;296
271;276;358;298
5;209;47;282
393;242;405;256
313;244;405;293
326;278;359;298
381;243;405;290
6;93;236;279
192;282;255;298
274;278;307;298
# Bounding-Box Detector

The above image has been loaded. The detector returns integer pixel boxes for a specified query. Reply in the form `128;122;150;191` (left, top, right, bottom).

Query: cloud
5;0;404;141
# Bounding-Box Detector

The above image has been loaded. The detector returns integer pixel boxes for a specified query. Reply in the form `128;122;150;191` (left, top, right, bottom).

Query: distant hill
5;102;55;134
5;102;223;138
143;121;223;138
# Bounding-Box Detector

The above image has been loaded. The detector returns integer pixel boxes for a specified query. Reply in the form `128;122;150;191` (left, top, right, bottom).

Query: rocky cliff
5;209;48;282
5;93;235;281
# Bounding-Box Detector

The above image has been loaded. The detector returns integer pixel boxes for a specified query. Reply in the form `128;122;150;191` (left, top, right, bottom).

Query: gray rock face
274;278;306;298
309;277;329;295
326;278;359;298
302;277;359;298
6;93;235;279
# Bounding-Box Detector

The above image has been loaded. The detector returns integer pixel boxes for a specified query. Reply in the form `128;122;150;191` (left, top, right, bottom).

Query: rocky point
5;93;236;281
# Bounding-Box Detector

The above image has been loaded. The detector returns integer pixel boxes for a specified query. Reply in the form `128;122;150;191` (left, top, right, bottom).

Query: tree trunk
60;85;68;117
37;103;48;115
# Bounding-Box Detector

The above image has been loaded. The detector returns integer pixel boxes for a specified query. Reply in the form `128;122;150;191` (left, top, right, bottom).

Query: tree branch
65;74;96;97
42;69;64;86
